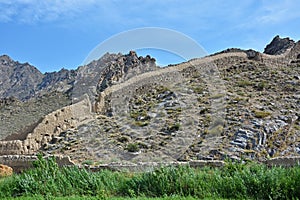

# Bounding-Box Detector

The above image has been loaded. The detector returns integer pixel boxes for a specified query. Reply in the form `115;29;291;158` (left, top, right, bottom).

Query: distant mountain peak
0;55;15;65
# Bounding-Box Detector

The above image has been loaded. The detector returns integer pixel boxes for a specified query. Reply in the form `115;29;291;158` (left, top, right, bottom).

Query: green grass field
0;155;299;199
2;196;222;200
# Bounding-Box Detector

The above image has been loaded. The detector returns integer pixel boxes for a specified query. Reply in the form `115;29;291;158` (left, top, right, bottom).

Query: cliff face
0;36;299;165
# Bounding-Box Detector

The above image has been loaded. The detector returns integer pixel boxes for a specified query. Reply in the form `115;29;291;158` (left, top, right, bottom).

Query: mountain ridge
1;35;298;102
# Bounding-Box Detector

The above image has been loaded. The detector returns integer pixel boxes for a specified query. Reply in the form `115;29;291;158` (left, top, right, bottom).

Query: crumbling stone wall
96;47;299;115
96;52;249;114
2;155;299;173
0;96;92;155
263;156;300;167
0;155;75;173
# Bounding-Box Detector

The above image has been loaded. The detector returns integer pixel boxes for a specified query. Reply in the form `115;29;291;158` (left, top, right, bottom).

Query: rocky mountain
0;36;299;166
0;52;157;139
0;55;43;100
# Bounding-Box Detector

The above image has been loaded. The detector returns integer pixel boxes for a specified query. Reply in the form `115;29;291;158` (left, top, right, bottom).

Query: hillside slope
0;52;157;139
0;36;299;165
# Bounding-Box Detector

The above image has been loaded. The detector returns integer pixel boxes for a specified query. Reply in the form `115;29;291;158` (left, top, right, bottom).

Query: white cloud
0;0;249;27
237;0;300;29
1;0;299;41
0;0;98;24
257;0;300;24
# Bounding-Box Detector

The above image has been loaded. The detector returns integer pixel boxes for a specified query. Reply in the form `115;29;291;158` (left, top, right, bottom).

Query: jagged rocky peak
0;55;13;65
71;51;157;105
85;52;122;68
96;50;157;93
37;68;76;91
0;55;44;100
264;35;295;55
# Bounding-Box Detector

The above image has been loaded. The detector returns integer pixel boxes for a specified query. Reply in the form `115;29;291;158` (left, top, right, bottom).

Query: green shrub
126;143;140;152
82;160;94;166
5;155;126;198
237;80;252;87
254;110;271;118
256;81;267;91
1;156;300;199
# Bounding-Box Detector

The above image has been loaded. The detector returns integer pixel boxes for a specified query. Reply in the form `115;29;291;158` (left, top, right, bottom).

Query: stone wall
1;155;299;173
0;96;92;155
263;156;300;167
96;52;249;114
0;155;75;173
96;47;299;115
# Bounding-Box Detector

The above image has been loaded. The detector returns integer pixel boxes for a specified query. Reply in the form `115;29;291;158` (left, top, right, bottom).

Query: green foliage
256;81;268;91
204;125;224;136
236;80;252;87
126;143;140;152
134;121;149;127
156;86;170;94
82;160;94;166
254;110;271;118
164;122;181;133
1;157;300;199
130;109;150;127
192;86;204;94
0;155;126;198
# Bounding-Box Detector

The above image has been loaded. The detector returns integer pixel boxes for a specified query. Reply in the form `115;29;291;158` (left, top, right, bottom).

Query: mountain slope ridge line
101;49;294;99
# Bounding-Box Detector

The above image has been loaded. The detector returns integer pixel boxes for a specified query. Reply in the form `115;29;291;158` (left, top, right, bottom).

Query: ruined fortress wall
0;155;224;173
0;97;92;155
261;54;291;67
1;154;299;173
263;156;300;167
0;155;75;173
261;44;300;67
97;52;249;114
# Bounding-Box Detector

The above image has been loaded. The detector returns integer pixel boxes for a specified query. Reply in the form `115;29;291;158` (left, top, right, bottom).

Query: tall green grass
0;155;127;198
0;155;300;199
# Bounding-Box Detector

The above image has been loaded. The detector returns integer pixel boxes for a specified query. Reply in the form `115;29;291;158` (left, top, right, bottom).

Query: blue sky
0;0;299;72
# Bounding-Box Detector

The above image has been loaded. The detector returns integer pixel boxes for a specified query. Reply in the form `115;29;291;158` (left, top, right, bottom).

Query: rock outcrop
97;51;157;93
264;35;295;55
73;51;157;111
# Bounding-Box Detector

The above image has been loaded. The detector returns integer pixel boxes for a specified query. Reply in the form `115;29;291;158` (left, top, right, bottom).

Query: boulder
246;49;259;60
0;164;13;177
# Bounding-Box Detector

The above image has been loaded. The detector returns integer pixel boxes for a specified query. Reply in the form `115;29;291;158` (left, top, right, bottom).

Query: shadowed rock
264;35;295;55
